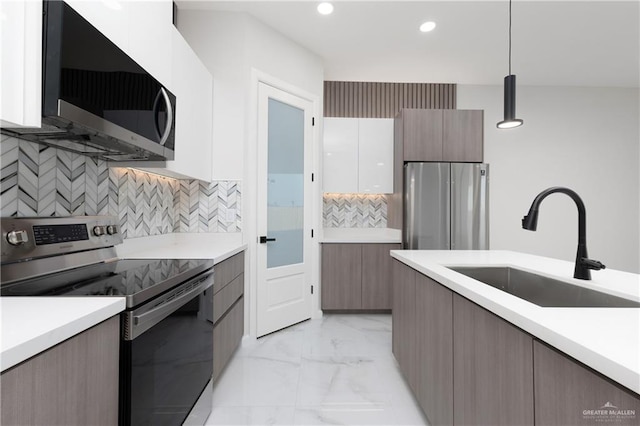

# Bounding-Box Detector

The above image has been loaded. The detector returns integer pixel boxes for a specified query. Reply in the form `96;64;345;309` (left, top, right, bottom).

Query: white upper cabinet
164;29;213;181
66;0;172;86
323;118;359;193
1;0;42;127
323;117;393;194
64;0;130;53
358;119;394;193
135;29;213;182
127;1;173;85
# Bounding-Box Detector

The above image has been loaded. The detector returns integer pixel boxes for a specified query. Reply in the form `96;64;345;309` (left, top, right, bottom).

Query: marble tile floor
204;314;429;425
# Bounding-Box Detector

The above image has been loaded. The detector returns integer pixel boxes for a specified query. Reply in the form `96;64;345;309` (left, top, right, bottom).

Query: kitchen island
391;250;640;425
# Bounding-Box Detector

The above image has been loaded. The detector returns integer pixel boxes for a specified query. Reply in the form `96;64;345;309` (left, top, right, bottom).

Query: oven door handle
125;270;214;340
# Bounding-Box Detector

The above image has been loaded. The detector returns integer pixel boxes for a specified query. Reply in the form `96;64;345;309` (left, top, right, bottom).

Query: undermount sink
447;266;640;308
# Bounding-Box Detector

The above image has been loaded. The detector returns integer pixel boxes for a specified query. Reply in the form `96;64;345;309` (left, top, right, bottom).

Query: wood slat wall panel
324;81;456;118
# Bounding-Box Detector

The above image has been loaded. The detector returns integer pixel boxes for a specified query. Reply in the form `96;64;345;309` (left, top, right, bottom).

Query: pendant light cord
508;0;512;75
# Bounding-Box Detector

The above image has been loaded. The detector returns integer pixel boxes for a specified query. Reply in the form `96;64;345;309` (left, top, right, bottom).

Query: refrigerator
404;162;489;250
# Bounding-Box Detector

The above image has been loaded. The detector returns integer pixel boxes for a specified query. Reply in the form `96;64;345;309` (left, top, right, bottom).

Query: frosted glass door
256;82;312;337
267;98;304;268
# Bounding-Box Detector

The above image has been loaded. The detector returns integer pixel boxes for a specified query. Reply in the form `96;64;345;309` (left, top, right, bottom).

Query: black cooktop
0;258;214;308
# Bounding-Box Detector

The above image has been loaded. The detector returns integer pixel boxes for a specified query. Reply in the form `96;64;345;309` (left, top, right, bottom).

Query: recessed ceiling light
420;21;437;33
317;2;334;16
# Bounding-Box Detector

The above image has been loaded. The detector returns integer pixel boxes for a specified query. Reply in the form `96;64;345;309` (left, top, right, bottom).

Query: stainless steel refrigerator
404;162;489;250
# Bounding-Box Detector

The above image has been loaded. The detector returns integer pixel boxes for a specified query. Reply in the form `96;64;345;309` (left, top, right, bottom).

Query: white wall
458;85;640;273
177;10;325;336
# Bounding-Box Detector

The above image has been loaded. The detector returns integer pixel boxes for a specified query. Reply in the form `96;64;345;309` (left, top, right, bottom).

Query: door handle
259;236;276;244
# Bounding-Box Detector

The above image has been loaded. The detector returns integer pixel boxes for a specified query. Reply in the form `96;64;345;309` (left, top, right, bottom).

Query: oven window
120;288;213;426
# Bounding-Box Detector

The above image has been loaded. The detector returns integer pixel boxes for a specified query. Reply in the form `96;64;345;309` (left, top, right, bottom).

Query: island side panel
534;340;640;426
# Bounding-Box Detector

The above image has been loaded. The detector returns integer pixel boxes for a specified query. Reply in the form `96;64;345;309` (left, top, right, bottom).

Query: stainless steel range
1;216;214;425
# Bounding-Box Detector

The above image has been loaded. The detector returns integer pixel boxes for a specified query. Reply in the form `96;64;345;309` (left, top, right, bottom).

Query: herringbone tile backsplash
323;193;387;228
1;136;241;238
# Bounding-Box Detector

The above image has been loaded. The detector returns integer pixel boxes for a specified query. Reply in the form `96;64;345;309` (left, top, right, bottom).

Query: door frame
246;69;322;339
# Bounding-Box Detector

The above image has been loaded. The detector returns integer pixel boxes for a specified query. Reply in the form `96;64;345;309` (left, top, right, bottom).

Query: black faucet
522;187;605;280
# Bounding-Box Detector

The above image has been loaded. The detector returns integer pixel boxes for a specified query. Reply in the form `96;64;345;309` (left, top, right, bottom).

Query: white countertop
321;227;402;243
1;297;125;372
117;232;246;263
390;250;640;395
2;233;246;373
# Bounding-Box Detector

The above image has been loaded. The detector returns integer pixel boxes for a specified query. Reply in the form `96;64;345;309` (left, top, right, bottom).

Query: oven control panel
33;223;90;245
1;216;122;264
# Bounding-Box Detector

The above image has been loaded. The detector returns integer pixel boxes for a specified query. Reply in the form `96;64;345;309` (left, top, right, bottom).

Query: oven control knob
106;225;118;235
6;230;28;246
93;226;105;236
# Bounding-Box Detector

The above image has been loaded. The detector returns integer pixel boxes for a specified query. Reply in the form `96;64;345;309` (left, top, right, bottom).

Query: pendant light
497;0;523;129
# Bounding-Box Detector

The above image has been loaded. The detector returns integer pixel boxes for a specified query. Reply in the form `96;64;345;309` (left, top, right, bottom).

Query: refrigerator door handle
445;170;452;249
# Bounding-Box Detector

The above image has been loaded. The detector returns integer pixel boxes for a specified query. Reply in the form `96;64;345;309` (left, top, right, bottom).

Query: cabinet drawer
213;297;244;381
214;252;244;294
213;274;244;325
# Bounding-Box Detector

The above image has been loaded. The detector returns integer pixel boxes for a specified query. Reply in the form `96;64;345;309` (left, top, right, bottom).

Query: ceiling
177;1;640;88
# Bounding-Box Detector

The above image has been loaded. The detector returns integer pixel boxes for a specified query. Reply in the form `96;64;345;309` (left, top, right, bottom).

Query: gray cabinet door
361;243;401;309
533;340;640;426
213;296;244;382
453;294;534;426
415;273;454;425
443;110;483;162
392;259;417;391
1;317;120;426
321;243;362;310
212;251;245;382
402;109;444;161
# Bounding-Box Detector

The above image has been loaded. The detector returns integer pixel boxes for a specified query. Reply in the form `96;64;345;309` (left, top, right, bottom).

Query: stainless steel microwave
2;1;176;161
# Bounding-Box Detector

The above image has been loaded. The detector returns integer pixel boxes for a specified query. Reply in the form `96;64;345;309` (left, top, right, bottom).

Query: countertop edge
117;233;246;261
213;245;247;264
320;228;402;244
321;239;402;244
390;250;640;395
1;298;126;372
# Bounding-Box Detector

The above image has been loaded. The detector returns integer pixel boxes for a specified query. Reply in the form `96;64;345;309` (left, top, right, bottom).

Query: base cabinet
416;273;453;425
1;316;119;426
533;340;640;426
212;252;245;382
321;244;362;310
362;244;399;309
392;260;417;390
322;243;401;310
213;297;244;381
453;294;534;426
392;260;455;425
